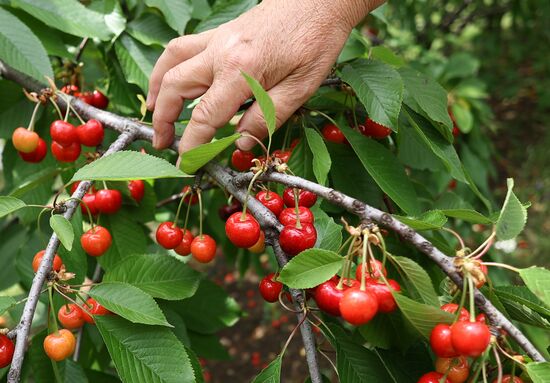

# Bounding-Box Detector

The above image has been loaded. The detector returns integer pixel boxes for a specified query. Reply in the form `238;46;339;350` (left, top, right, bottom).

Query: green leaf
494;286;550;318
440;209;493;224
9;167;59;198
451;101;473;134
115;34;161;92
195;0;257;33
370;46;405;67
251;355;282;383
96;315;195;383
496;178;528;240
49;215;74;251
304;128;331;185
399;67;453;133
0;196;27;218
393;293;454;338
145;0;192;34
71;151;188;182
339;121;419;215
311;207;342;252
177;279;241;334
278;249;343;289
526;362;550;383
338;59;403;130
242;72;276;138
89;282;171;326
394;210;447;231
0;8;53;81
179;133;241;174
11;0;122;41
187;331;230;360
390;256;439;307
519;267;550;308
127;12;177;47
104;254;201;300
0;296;16;315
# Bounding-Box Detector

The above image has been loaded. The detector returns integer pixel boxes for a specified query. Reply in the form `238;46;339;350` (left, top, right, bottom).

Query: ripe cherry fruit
365;278;401;313
248;231;266;254
278;206;314;226
76;119;104;147
43;329;76;361
0;334;15;368
355;259;387;281
81;298;109;324
51;141;81;162
272;149;292;163
57;304;85;330
12;127;39;153
231;149;255;171
435;356;469;383
321;124;347;144
279;222;317;256
174;229;194;256
259;273;283;303
417;372;451;383
359;118;392;139
156;222;184;249
92;90;109;109
450;321;491;357
77;91;94;105
314;278;358;316
50;120;78;147
81;193;99;216
493;376;523;383
18;137;47;163
441;303;470;322
32;250;63;273
81;225;112;257
190;234;217;263
256;190;284;217
218;199;242;220
282;188;317;208
430;324;458;358
128;180;145;203
61;84;79;95
182;185;199;205
339;287;378;326
225;212;261;248
95;189;122;214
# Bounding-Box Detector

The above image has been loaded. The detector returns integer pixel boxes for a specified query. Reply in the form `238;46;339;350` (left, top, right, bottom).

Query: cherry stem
456;273;469;323
242;169;263;220
493;346;503;383
350;96;359;130
293;188;301;229
68;102;85;125
482;361;488;383
241;133;269;157
49;98;64;120
337;237;357;290
27;102;41;132
197;189;203;238
376;232;388;269
442;227;466;251
277;291;302;314
360;233;368;290
468;276;476;322
173;189;191;227
481;262;521;273
280;312;307;357
468;231;496;259
337;235;354;254
182;194;193;233
102;181;108;190
47;286;59;334
63;96;71;122
469;347;490;383
66;197;94;229
36;207;51;247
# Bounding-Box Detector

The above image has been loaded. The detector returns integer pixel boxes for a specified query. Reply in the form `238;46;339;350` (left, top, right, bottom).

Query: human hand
147;0;383;153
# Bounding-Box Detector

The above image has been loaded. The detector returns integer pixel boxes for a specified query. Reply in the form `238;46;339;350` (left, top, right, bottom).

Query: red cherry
314;278;358;316
493;376;523;383
156;222;184;249
81;225;112;257
60;84;79;95
92;90;109;109
278;206;314;226
435;356;469;383
259;273;283;303
77;91;94;105
450;321;491;357
128;180;145;203
95;189;122;214
272;149;292;163
279;222;317;256
430;324;458;358
81;193;99;216
81;298;109;324
57;304;85;330
50;120;78;147
256;190;284;216
248;231;266;254
231;149;255;171
12;127;39;153
181;186;198;205
43;329;75;361
417;372;451;383
18;137;47;163
360;118;392;139
0;334;14;368
365;278;400;313
321;124;347;144
282;188;317;208
355;259;387;281
476;313;487;323
70;181;96;194
441;303;470;322
174;229;194;256
218;199;242;220
76;119;104;147
32;250;62;273
51;141;81;162
225;212;261;248
190;234;217;263
290;138;300;149
339;287;378;326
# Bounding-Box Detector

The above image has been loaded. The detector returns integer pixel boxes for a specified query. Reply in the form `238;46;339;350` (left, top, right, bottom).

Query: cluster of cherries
60;85;109;110
320;117;392;145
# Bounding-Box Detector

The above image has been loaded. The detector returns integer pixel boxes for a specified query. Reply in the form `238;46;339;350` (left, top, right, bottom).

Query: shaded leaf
0;296;16;316
251;355;282;383
195;0;257;33
394;210;447;231
519;268;550;308
145;0;192;34
127;12;177;47
242;72;276;139
50;215;74;251
115;34;161;92
526;362;550;383
391;256;439;306
0;196;27;218
304;128;331;185
393;293;454;338
496;178;528;240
